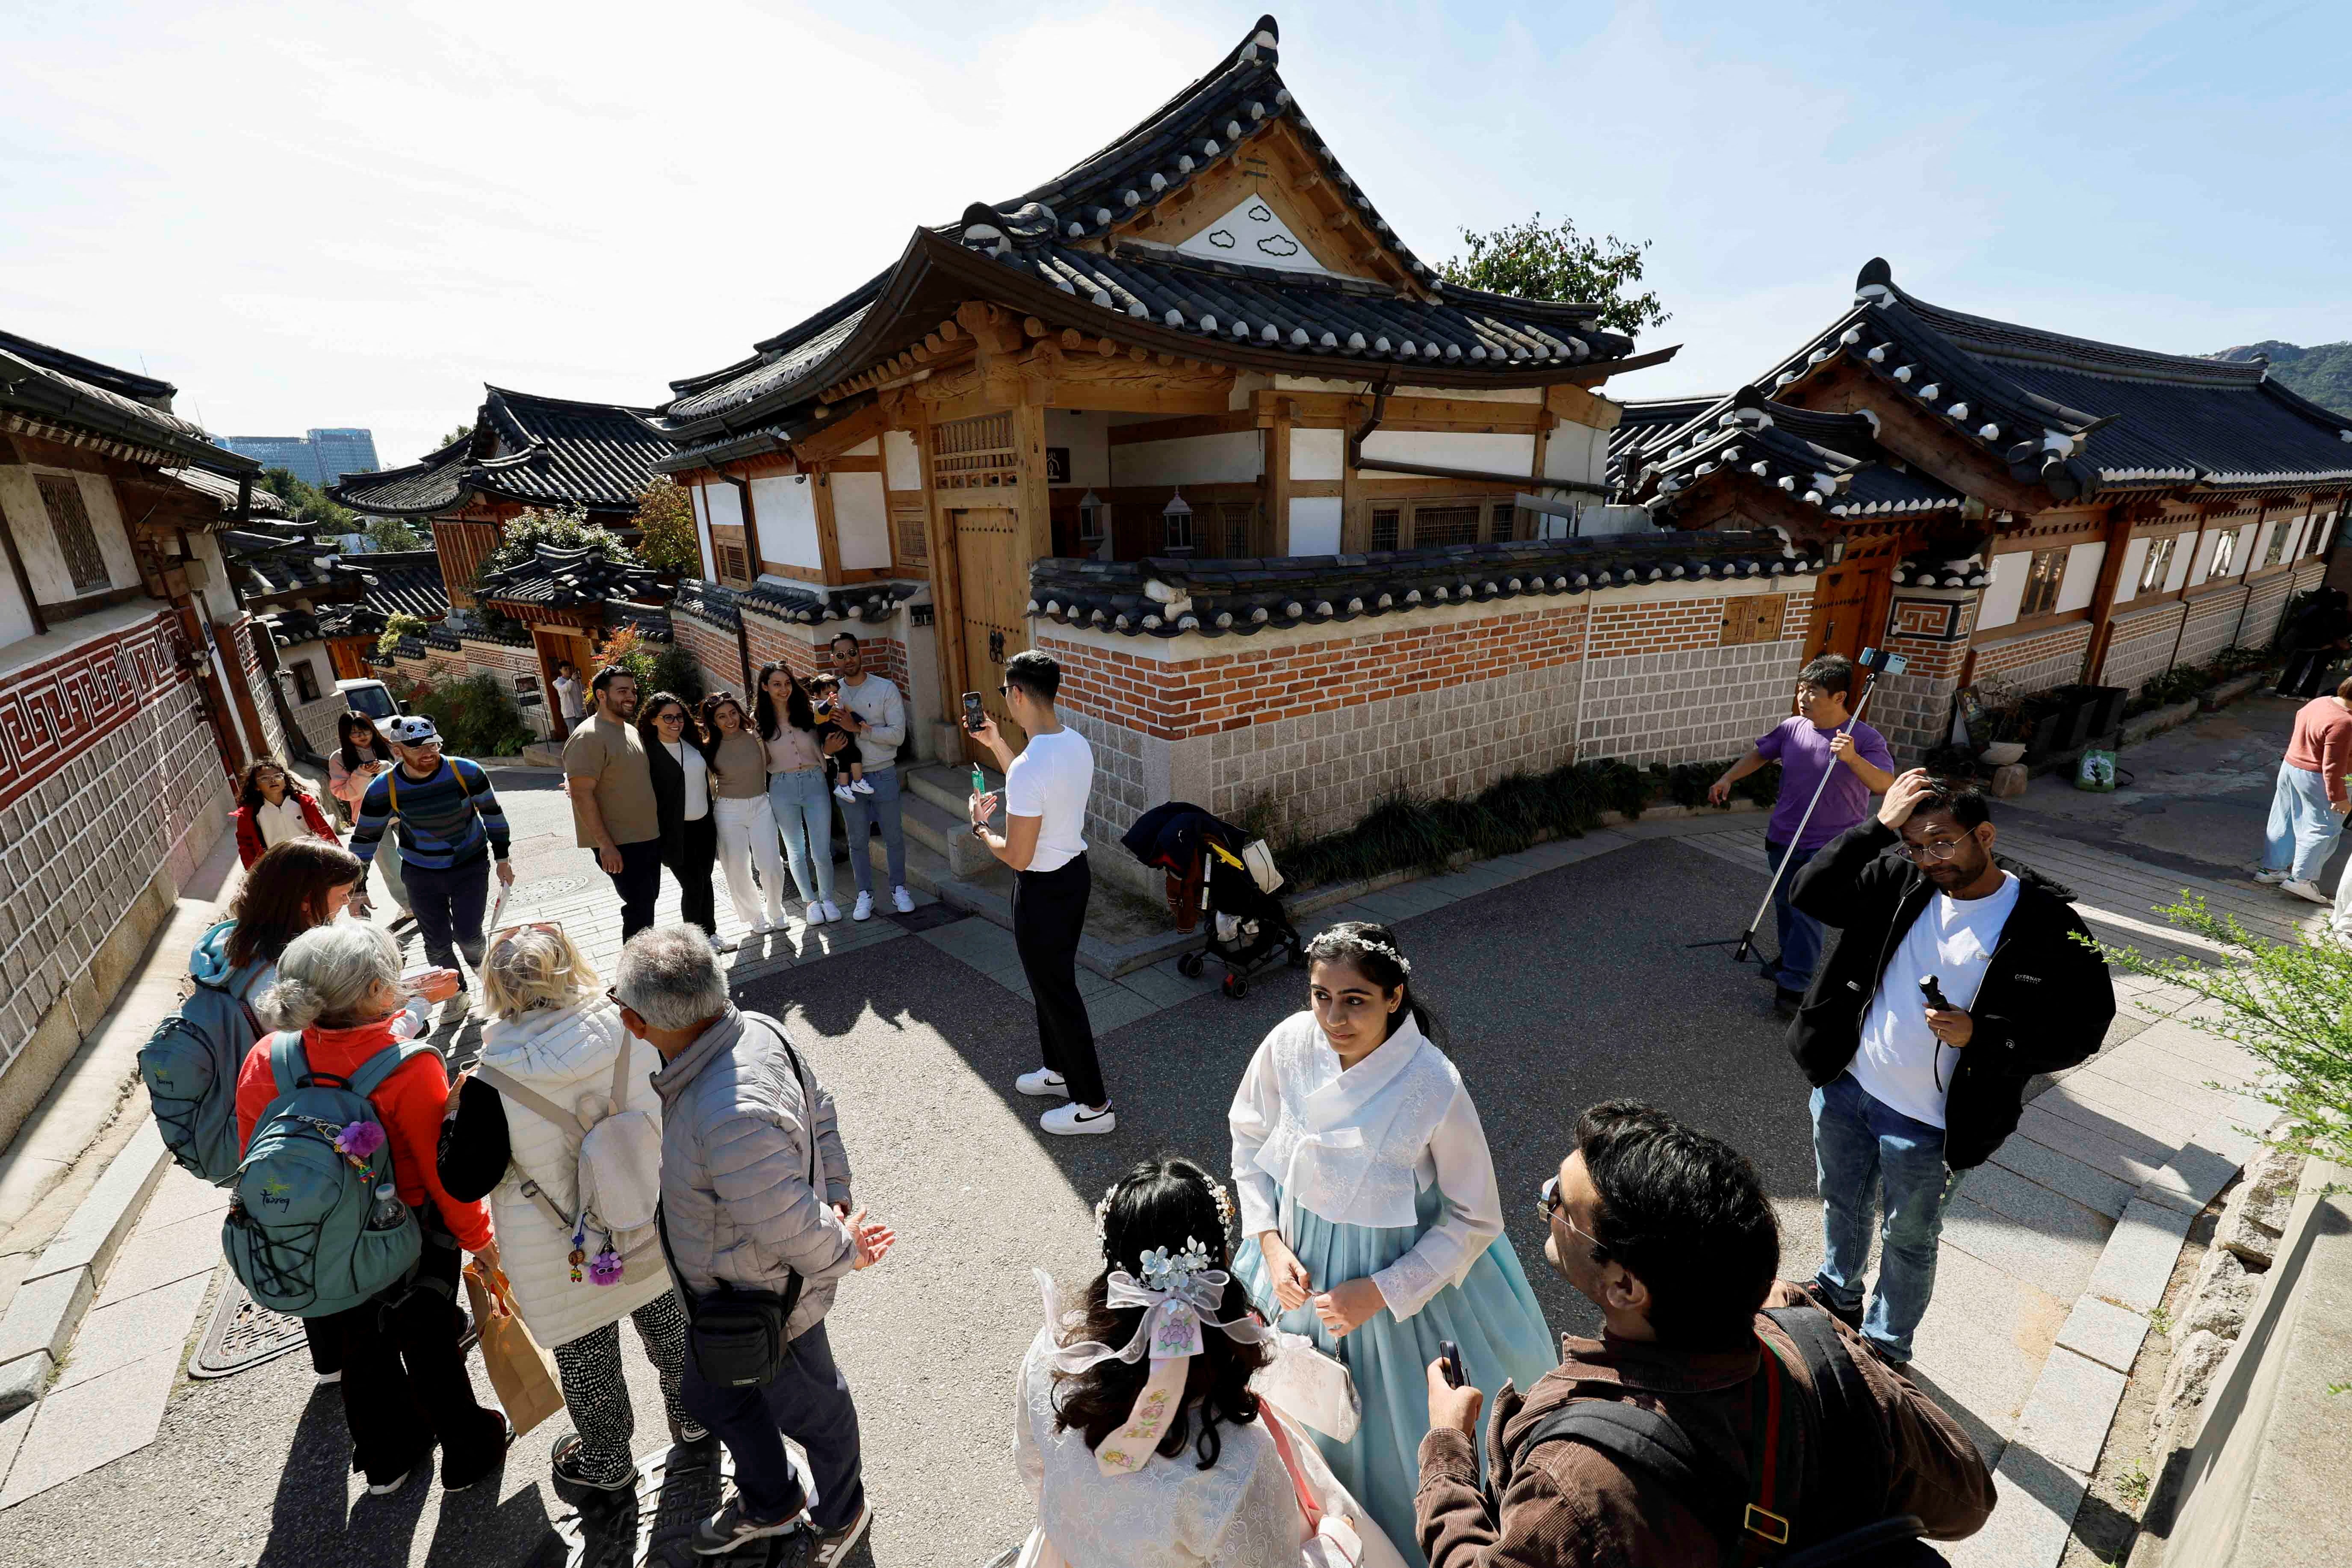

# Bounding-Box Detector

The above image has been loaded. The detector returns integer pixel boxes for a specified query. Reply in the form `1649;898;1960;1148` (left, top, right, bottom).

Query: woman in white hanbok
1229;923;1556;1566
1015;1157;1407;1568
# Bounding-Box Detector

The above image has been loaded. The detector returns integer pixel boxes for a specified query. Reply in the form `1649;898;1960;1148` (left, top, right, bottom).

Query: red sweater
235;1017;492;1252
233;792;340;869
2285;696;2352;804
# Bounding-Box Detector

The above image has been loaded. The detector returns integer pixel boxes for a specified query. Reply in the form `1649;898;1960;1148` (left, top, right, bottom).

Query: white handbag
1251;1330;1361;1442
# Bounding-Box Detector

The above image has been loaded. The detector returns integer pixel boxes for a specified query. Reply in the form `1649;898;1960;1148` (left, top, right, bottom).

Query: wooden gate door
951;505;1029;766
1805;559;1873;664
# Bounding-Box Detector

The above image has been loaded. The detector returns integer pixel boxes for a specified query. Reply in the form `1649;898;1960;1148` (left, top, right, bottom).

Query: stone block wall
2240;568;2299;652
2101;599;2190;694
1972;619;2093;696
1873;591;1979;758
2176;588;2252;670
0;610;230;1082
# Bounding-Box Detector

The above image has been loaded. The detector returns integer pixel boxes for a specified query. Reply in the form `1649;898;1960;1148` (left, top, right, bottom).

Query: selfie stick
1690;647;1906;964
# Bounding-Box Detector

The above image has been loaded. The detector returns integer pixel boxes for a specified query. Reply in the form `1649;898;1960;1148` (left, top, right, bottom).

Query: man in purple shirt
1709;655;1898;1016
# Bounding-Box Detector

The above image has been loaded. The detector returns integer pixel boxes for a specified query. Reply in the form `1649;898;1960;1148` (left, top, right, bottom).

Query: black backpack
1510;1305;1949;1567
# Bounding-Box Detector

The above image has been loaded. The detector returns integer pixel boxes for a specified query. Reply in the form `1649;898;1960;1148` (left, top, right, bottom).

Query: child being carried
807;673;872;803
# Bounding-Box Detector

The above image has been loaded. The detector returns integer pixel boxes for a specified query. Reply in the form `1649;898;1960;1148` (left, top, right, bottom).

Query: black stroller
1120;801;1304;998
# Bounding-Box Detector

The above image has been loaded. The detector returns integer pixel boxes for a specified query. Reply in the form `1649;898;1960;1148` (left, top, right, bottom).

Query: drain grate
188;1279;310;1379
509;873;596;906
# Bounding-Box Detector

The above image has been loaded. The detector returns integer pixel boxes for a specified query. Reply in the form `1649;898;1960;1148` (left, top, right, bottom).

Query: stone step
906;761;1003;821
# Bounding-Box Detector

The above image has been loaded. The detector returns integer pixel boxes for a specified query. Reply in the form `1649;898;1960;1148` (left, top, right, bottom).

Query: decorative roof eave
2192;467;2352;492
735;578;923;629
1027;534;1824;638
0;347;257;475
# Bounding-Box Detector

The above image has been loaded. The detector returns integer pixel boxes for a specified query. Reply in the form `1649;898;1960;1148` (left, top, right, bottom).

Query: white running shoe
852;891;874;921
806;900;830;925
820;900;843;923
1015;1068;1069;1098
710;933;738;953
832;784;856;802
2282;879;2333;905
892;886;915;914
1040;1102;1117;1137
850;778;875;796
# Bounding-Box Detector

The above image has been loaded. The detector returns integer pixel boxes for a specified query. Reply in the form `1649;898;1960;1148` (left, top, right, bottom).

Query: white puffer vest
475;1000;675;1347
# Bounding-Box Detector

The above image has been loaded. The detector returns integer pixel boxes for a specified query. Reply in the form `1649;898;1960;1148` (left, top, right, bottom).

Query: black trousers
596;839;666;942
1013;854;1105;1107
318;1215;502;1485
665;814;719;938
683;1319;863;1531
403;854;490;973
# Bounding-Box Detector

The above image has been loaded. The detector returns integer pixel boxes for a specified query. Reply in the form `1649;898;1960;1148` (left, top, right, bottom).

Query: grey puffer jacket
653;1006;857;1342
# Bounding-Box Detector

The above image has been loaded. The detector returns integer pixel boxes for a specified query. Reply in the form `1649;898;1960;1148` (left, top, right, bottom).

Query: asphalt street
4;832;1835;1568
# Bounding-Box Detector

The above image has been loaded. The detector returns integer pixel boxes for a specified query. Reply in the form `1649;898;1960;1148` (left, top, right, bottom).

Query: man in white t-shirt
1785;770;2114;1364
967;650;1112;1137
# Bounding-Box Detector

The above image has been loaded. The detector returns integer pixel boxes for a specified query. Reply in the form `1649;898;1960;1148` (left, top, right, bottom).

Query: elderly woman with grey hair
232;921;509;1495
615;925;896;1560
436;923;704;1490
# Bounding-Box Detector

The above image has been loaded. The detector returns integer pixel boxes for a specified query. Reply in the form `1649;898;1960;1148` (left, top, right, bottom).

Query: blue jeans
768;767;835;906
2262;761;2342;883
1764;839;1823;992
1810;1072;1964;1363
839;764;906;895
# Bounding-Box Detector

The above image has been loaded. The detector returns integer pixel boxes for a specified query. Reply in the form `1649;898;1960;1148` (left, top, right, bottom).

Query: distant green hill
2208;339;2352;417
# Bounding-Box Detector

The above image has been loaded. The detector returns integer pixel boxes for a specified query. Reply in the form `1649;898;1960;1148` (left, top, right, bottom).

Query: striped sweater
350;757;510;871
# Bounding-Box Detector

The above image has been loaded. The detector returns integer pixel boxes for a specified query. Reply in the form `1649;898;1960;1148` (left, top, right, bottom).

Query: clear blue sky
3;0;2343;469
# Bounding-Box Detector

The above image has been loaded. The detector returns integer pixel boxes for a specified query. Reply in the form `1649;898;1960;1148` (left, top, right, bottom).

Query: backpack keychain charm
569;1218;588;1284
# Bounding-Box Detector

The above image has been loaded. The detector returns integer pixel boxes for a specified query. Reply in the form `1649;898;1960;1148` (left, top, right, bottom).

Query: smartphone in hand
961;691;987;732
1439;1339;1465;1388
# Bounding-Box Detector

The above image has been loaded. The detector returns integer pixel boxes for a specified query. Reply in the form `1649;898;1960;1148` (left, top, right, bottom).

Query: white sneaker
820;900;843;923
833;784;856;802
851;778;875;796
1040;1102;1116;1137
2253;868;2290;884
2282;878;2333;905
710;933;739;953
1015;1068;1069;1098
316;1369;343;1386
852;892;873;921
892;886;915;914
806;900;830;925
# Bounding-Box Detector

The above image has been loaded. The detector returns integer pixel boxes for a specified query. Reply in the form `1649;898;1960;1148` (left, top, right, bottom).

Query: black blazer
642;731;710;869
1787;818;2116;1169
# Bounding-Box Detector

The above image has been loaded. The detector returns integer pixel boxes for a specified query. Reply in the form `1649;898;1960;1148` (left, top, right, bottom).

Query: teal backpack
141;921;269;1186
222;1031;435;1318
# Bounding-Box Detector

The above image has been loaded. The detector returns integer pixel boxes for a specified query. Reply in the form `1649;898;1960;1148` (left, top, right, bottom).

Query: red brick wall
672;611;747;697
742;619;910;710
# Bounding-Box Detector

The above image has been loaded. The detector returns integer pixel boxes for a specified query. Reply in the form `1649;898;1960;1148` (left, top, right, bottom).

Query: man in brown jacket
1416;1101;1994;1566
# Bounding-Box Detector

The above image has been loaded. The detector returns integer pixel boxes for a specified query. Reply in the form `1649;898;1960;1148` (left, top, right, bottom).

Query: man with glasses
1786;770;2113;1364
1709;654;1897;1018
825;632;913;921
1416;1100;1992;1565
350;714;514;996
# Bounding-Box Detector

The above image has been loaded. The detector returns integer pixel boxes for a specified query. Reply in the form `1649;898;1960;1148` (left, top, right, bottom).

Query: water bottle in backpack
222;1031;435;1318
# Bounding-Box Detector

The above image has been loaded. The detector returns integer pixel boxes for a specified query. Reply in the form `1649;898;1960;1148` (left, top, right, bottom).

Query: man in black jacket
1788;770;2115;1363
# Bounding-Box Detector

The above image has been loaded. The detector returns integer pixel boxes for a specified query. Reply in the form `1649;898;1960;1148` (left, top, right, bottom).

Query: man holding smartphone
966;650;1113;1136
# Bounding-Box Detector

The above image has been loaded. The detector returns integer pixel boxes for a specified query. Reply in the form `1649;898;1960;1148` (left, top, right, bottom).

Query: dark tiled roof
1030;532;1820;639
0;327;257;473
1757;260;2352;499
1627;387;1967;522
670;578;742;632
1607;396;1723;491
168;466;290;518
733;578;922;629
659;16;1658;441
477;543;662;609
333;387;677;516
355;550;450;623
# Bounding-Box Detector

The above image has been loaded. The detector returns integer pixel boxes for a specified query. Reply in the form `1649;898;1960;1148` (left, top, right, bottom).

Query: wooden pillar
1339;392;1365;553
810;466;845;583
918;421;971;710
1013;399;1052;569
2079;509;2134;685
1265;398;1294;557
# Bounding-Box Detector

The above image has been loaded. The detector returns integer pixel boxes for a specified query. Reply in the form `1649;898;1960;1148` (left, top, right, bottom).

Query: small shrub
649;643;706;704
404;672;534;759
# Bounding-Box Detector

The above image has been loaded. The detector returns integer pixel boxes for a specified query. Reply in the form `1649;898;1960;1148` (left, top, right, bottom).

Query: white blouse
1228;1012;1505;1320
665;740;710;820
255;793;315;847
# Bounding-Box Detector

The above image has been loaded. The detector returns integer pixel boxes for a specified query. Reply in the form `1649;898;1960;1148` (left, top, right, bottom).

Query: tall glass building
218;427;381;487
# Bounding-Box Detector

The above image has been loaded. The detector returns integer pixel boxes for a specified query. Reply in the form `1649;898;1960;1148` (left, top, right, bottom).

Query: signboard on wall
1045;447;1070;484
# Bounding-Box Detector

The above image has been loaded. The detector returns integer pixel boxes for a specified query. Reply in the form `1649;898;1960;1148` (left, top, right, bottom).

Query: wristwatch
971;823;989;840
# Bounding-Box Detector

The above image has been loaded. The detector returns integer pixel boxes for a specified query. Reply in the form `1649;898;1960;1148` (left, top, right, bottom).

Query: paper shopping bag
463;1262;566;1436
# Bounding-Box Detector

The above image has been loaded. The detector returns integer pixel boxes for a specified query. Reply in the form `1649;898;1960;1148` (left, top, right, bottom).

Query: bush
649;643;706;704
404;672;534;759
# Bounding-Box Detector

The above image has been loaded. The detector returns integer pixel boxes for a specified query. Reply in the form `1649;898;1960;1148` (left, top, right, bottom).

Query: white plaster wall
2317;516;2337;556
2056;540;2105;613
690;481;713;574
2252;519;2278;568
1543;423;1610;487
0;544;32;647
2230;523;2257;576
2165;533;2195;591
883;430;922;491
1357;430;1532;474
1110;431;1262;486
702;479;742;532
77;472;138;588
833;472;892;571
1291;428;1344;482
2189;529;2220;586
2114;537;2150;604
752;475;822;569
0;467;133;600
846;438;879;457
1288;496;1342;556
1045;410;1112;489
1977;552;2029;631
185;531;241;623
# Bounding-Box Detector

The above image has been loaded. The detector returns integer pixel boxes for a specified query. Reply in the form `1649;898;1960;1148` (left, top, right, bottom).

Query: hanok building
0;328;280;1141
649;15;1866;890
331;386;677;735
1622;260;2352;759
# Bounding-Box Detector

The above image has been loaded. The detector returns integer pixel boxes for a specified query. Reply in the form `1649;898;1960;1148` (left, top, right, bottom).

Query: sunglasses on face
1537;1175;1608;1254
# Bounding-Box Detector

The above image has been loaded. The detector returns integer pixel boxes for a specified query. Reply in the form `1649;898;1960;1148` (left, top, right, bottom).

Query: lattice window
1413;505;1482;547
2018;547;2067;618
2263;521;2290;569
894;506;929;564
710;523;751;587
36;474;109;592
1370;508;1400;551
292;660;322;703
2210;530;2237;578
1215;502;1269;558
931;413;1019;492
2137;536;2176;594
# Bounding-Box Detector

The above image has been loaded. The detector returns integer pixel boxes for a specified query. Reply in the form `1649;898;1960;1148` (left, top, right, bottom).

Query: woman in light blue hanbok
1228;922;1555;1566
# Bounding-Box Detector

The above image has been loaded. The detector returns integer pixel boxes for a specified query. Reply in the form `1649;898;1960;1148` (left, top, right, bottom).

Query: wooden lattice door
951;506;1029;765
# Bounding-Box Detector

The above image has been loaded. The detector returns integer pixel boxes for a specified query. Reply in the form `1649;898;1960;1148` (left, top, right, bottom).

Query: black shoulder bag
654;1019;821;1389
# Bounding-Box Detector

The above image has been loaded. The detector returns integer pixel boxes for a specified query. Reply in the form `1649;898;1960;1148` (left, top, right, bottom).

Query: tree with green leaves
1440;213;1669;337
473;504;633;585
258;466;360;533
376;611;427;657
438;423;474;450
364;516;428;552
631;477;699;576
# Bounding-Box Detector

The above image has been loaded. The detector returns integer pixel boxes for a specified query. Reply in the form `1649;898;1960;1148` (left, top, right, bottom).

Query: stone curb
1958;1104;2278;1568
0;1123;170;1417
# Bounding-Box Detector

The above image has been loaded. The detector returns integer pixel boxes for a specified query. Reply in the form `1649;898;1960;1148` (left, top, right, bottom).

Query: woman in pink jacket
327;711;414;932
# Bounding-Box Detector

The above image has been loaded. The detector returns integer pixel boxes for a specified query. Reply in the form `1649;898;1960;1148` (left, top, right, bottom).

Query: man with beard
564;666;665;941
1788;770;2115;1364
1414;1101;1992;1565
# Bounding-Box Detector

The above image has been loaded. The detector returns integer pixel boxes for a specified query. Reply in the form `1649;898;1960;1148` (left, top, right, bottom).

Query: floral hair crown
1313;930;1412;977
1095;1173;1236;1252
